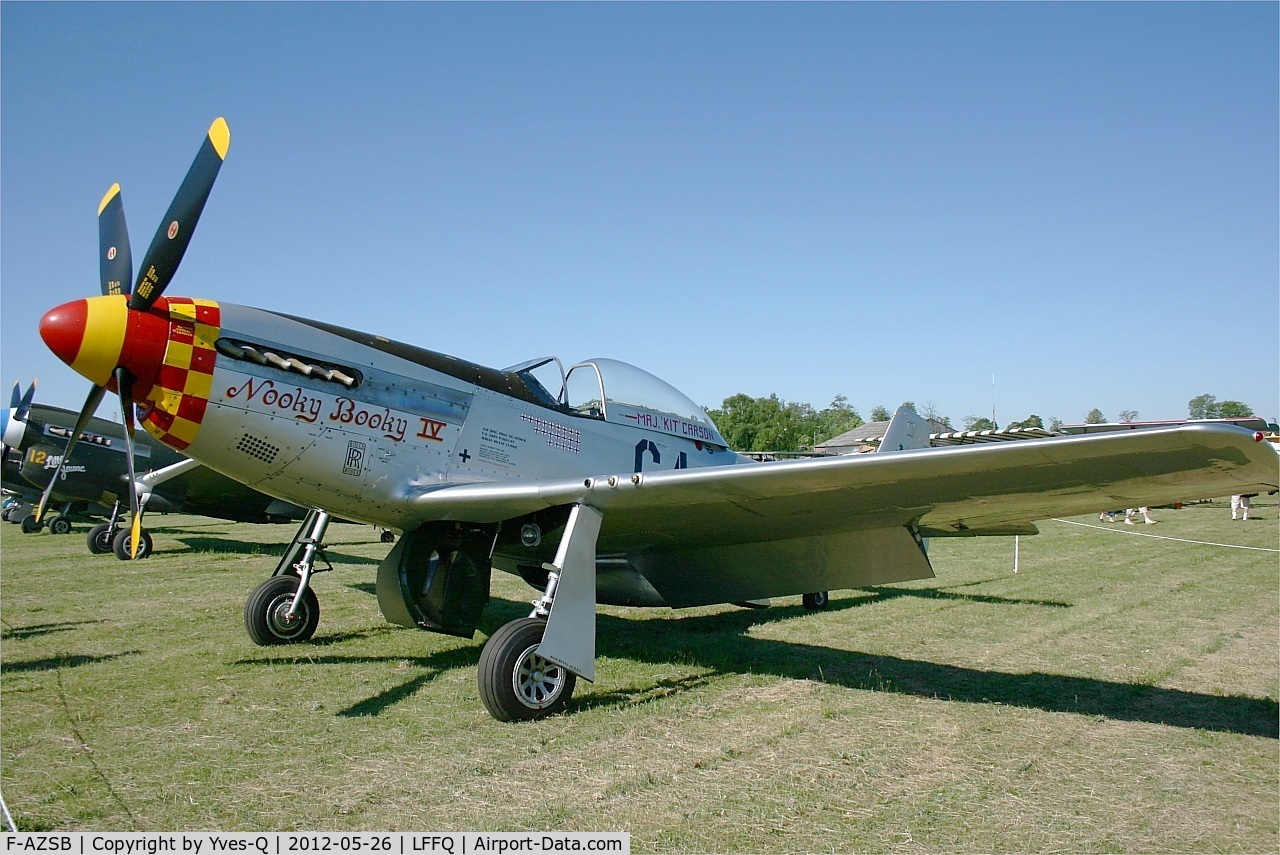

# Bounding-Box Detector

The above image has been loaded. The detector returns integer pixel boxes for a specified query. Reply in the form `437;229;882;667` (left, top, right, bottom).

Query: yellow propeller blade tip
130;514;143;559
208;117;231;160
97;183;122;216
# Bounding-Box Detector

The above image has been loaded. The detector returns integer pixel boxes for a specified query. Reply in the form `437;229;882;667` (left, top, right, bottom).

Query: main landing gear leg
25;501;75;534
47;502;75;535
111;488;156;560
244;509;331;645
478;504;602;722
87;502;122;554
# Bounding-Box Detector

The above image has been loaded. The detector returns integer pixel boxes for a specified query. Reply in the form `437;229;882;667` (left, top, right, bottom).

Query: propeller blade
34;384;106;523
98;184;133;296
2;380;35;458
17;381;35;420
115;367;143;559
2;383;17;459
129;117;231;311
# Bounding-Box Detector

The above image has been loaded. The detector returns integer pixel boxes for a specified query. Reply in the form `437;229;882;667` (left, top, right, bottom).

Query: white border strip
1051;518;1279;552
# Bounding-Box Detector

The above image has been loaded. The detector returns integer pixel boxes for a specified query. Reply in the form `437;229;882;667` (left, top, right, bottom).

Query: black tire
87;523;114;554
802;591;830;610
20;514;41;533
112;527;153;560
49;515;73;535
478;618;577;722
244;575;320;645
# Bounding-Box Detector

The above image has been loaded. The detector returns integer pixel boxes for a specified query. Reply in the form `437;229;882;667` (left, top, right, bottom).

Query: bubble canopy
560;358;727;447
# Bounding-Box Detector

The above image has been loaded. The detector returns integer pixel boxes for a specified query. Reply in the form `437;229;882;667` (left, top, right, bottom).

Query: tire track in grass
53;663;138;829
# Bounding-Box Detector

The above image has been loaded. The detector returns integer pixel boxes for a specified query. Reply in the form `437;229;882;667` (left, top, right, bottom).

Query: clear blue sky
3;3;1277;429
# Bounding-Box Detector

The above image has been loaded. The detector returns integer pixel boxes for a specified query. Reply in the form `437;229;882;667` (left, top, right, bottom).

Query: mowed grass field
2;498;1277;851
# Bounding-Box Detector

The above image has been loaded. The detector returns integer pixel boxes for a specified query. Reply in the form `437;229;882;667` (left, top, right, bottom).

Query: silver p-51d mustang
37;119;1279;720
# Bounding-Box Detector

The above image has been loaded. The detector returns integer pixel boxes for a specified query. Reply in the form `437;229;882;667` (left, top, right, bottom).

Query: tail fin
878;405;931;453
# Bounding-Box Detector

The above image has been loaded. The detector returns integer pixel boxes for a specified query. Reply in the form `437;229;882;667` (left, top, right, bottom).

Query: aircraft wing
413;423;1278;551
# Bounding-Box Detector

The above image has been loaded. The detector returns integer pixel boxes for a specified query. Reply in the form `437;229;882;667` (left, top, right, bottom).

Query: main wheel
87;523;114;554
478;618;577;722
49;515;73;535
112;527;153;560
20;514;41;533
244;575;320;645
802;591;830;610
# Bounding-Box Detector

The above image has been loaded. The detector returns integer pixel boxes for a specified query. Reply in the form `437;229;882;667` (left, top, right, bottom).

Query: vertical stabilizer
878;405;931;452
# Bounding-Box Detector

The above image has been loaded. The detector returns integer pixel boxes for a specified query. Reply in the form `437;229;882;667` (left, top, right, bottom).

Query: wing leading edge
408;423;1277;604
412;424;1276;539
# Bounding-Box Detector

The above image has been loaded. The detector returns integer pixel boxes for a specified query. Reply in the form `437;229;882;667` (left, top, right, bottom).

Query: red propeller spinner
33;118;229;556
40;295;169;397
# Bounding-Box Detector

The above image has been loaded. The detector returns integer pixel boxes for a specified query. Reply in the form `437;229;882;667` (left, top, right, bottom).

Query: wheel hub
514;644;567;710
268;596;304;633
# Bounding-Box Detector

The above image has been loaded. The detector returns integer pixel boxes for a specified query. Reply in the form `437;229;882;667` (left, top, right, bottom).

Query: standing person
1231;494;1253;520
1124;507;1157;525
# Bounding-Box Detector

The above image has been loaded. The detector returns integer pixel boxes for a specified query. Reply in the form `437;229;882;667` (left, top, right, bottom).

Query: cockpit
508;356;727;448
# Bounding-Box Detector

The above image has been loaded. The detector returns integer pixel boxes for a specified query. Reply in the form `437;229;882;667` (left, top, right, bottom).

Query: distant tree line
1187;393;1255;420
702;391;1256;453
705;394;864;452
1082;395;1256;426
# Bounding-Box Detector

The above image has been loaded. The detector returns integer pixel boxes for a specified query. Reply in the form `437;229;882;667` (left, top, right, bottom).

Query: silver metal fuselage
181;302;746;538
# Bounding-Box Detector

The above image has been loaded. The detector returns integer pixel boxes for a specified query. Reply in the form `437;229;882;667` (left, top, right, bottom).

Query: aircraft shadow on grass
170;536;380;567
233;590;1277;738
825;582;1072;610
94;521;384;563
337;579;1069;611
2;650;140;674
1;619;105;641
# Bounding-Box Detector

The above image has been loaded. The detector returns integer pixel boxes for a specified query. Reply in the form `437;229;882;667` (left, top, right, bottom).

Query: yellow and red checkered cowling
140;297;220;451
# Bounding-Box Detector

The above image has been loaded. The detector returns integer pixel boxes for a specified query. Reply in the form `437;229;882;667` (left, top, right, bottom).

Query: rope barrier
1050;518;1280;552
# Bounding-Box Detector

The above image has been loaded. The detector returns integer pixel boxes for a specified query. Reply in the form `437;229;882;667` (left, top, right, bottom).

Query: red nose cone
39;300;89;368
39;295;168;395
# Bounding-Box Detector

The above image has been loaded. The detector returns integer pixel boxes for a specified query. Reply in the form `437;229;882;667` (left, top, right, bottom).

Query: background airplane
34;118;1280;721
3;381;309;558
